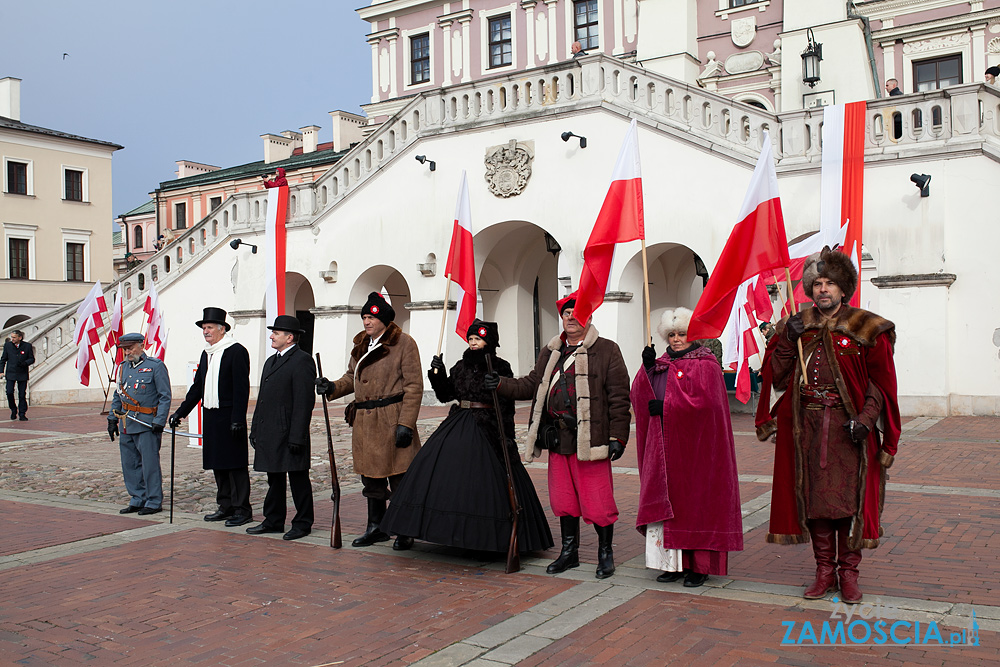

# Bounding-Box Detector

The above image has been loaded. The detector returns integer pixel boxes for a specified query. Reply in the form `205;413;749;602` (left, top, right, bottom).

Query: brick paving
0;403;997;665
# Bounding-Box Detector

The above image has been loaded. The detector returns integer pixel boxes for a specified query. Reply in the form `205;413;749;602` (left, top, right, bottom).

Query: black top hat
195;307;231;331
267;315;305;334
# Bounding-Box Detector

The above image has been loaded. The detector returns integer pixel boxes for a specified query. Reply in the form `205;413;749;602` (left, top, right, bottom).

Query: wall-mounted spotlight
230;238;258;253
561;131;588;148
801;27;823;88
415;155;436;171
910;173;931;197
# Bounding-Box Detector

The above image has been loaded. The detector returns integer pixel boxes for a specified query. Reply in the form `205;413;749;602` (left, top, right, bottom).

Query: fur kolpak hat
802;246;858;302
362;291;395;325
657;307;693;342
557;291;578;314
467;319;500;350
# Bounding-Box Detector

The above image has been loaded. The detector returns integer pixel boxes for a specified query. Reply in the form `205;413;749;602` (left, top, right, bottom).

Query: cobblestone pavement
0;402;997;665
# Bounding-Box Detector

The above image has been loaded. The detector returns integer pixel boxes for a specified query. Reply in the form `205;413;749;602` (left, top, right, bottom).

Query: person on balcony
261;167;288;188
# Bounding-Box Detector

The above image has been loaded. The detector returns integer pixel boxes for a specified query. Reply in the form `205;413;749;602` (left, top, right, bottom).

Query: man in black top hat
315;292;423;549
169;308;253;527
247;315;317;541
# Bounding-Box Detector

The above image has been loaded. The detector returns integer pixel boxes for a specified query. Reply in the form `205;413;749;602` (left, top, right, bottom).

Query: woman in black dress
382;320;553;553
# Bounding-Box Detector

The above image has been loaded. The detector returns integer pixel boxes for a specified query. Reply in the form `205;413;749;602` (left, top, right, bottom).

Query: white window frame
3;157;34;196
903;37;970;94
480;5;517;76
61;165;90;203
61;228;92;282
3;222;37;280
568;0;603;53
402;24;436;92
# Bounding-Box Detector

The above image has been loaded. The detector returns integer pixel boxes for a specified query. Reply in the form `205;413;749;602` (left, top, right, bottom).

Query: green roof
119;199;156;219
157;146;351;192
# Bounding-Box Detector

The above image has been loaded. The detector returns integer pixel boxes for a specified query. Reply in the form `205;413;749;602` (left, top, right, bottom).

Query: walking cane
170;426;176;524
485;355;521;574
316;354;343;549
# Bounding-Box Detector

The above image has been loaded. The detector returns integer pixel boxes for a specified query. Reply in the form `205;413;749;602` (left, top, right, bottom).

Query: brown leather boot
836;518;863;603
803;519;838;599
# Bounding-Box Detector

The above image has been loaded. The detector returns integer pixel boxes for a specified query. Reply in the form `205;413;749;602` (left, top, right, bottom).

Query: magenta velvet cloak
629;346;744;552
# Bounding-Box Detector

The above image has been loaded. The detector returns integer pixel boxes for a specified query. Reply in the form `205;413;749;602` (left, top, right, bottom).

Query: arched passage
286;272;316;354
3;314;30;329
616;242;705;357
349;265;412;353
474;221;561;373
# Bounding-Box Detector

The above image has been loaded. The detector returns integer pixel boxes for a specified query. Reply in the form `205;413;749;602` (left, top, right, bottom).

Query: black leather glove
288;443;303;456
648;399;663;417
230;422;246;435
108;419;119;441
609;440;626;461
168;413;181;429
844;420;869;443
483;373;500;391
394;425;413;448
315;376;331;396
642;345;657;369
785;314;805;343
430;354;446;375
151;423;164;435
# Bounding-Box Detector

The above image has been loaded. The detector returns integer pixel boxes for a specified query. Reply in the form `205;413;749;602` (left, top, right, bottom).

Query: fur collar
351;321;403;360
801;306;895;348
545;323;600;352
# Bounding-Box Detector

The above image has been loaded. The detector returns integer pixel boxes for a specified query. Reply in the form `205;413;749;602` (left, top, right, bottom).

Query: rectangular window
66;243;85;282
8;238;28;279
175;202;187;229
574;0;599;51
7;161;27;195
729;0;758;7
913;54;962;92
489;15;512;68
209;196;222;210
65;169;84;201
411;33;430;84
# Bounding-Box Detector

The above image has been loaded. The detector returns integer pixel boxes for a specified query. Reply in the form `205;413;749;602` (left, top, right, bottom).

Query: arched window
133;225;143;248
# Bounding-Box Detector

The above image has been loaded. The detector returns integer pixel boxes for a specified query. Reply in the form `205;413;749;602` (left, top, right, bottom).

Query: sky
1;0;372;217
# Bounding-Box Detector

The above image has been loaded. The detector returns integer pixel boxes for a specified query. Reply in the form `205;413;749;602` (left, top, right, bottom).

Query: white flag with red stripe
74;281;107;347
264;186;289;355
444;170;479;338
143;280;165;353
104;283;125;367
573;118;644;327
721;276;773;403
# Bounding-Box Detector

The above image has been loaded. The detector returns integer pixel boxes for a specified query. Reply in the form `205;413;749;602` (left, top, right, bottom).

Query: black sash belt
354;393;404;410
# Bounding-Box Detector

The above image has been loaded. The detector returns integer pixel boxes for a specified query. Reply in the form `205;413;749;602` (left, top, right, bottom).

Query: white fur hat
657;307;693;342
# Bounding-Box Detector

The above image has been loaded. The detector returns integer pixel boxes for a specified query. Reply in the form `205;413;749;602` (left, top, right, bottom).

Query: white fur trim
657;307;693;342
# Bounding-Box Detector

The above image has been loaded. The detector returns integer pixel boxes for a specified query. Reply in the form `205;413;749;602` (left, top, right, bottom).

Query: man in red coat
756;247;900;604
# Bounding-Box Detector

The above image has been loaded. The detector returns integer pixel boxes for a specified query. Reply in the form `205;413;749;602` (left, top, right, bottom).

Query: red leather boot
803;519;838;599
836;518;863;603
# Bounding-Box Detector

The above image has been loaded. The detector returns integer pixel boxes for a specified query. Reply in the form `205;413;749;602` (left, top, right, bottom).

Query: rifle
315;353;343;549
485;355;521;573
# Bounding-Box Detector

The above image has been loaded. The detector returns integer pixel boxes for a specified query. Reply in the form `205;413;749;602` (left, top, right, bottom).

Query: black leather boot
546;516;581;574
594;523;615;579
352;498;391;547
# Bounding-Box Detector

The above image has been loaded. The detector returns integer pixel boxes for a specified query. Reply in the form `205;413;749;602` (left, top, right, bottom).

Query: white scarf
203;335;237;409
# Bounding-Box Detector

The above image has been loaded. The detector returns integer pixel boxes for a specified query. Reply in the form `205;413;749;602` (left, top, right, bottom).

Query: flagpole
434;275;453;373
784;267;809;380
640;240;652;345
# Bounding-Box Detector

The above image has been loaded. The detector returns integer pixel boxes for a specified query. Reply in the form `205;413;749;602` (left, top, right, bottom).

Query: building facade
0;77;122;329
7;1;1000;416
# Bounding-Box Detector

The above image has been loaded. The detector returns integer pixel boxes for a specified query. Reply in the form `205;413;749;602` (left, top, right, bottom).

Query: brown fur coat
327;322;423;477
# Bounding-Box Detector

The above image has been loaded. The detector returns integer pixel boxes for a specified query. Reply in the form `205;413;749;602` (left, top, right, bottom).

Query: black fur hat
466;319;499;350
802;246;858;302
362;292;395;325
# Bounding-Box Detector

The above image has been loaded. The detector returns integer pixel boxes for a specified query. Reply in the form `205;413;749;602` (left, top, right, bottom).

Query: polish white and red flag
104;283;125;368
573;118;644;327
264;185;289;356
143;280;167;360
688;132;790;342
721;276;774;403
445;170;480;338
74;281;108;386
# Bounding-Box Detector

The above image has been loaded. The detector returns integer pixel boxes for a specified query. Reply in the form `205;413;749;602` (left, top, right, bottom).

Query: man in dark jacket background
1;330;35;421
248;315;317;541
170;307;253;527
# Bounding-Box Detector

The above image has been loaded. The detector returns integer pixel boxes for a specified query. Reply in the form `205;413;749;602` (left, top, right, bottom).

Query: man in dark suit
169;307;253;527
248;315;317;541
1;330;35;421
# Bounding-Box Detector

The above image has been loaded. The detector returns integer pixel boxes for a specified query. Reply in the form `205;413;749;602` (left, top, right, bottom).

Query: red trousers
547;452;618;526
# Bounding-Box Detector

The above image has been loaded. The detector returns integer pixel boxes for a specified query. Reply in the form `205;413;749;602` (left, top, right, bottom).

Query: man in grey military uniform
108;333;172;515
